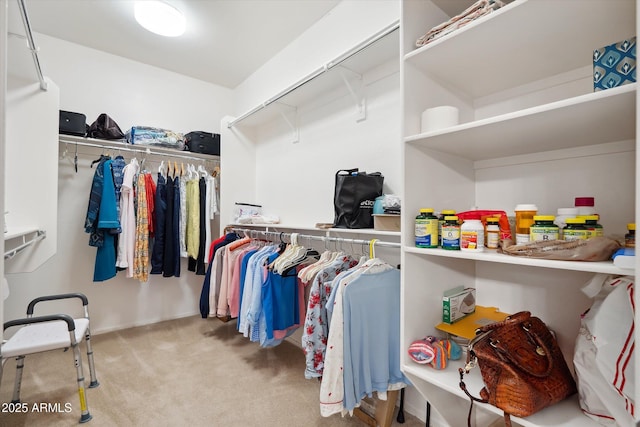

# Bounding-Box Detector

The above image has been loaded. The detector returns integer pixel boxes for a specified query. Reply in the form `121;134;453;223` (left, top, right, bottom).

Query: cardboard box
594;37;636;91
442;286;476;324
372;214;400;231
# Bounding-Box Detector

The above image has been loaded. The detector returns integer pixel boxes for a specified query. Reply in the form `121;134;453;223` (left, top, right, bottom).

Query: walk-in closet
1;1;638;426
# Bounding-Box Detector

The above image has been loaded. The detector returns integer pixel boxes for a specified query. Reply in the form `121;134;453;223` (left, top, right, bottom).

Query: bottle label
515;233;530;245
441;225;460;250
530;226;559;242
563;229;588;241
416;219;438;247
486;230;499;249
461;231;479;250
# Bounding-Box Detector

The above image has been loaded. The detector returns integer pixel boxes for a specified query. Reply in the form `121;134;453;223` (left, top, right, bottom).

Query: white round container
420;106;459;133
555;207;578;238
461;219;484;252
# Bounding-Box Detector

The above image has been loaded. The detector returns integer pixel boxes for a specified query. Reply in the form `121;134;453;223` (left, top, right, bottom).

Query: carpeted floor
0;316;423;427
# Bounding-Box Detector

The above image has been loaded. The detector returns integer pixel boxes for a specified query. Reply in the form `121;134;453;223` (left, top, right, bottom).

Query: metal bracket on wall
337;65;366;122
274;102;299;143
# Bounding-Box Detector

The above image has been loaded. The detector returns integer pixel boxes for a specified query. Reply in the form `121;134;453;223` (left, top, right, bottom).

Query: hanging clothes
150;172;167;275
116;158;139;277
91;158;120;282
133;173;150;282
199;232;239;318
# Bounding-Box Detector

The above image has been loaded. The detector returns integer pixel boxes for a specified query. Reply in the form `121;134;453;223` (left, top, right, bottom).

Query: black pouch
59;110;87;136
88;113;125;140
185;131;220;155
333;168;384;229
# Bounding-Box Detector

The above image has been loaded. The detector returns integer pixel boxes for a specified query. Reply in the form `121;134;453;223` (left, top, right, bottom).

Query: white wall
3;34;233;334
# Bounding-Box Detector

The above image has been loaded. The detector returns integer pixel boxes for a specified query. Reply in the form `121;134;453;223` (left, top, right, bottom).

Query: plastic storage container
461;219;484;252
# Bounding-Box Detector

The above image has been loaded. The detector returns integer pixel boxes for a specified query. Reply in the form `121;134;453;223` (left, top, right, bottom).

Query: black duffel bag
185;131;220;155
59;110;87;136
333;168;384;229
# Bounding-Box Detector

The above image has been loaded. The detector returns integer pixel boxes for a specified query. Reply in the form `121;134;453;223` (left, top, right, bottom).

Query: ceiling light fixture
134;1;186;37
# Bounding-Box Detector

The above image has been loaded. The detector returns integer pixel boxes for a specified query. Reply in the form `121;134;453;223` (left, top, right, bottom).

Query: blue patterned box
594;37;636;91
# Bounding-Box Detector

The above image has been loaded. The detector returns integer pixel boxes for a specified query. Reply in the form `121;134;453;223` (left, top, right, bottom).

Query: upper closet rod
17;0;46;91
231;227;400;249
60;138;220;164
226;20;399;128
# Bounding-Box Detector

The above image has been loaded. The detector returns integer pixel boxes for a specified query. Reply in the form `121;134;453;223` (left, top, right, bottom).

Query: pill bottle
555;207;578;238
625;223;635;248
529;215;559;242
563;218;588;241
578;215;603;238
415;208;438;248
438;209;456;246
514;204;538;245
461;219;484;252
574;197;597;217
441;216;461;250
485;217;500;249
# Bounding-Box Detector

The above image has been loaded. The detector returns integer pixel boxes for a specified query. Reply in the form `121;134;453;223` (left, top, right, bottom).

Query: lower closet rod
231;227;400;249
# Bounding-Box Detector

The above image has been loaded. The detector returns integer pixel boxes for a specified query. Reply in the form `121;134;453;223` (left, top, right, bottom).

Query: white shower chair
0;293;99;423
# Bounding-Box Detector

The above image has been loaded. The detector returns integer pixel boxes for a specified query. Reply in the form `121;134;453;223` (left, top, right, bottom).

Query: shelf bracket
337;65;366;122
274;102;299;143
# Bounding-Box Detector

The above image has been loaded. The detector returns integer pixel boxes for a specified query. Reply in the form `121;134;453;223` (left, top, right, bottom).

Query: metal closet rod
231;227;400;249
17;0;47;91
60;138;220;163
227;20;400;128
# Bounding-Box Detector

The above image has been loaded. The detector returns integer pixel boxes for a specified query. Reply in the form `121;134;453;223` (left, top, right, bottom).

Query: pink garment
217;242;250;317
228;246;255;318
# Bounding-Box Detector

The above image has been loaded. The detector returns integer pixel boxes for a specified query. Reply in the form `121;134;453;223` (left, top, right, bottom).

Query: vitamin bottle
574;197;596;217
415;208;438;248
625;223;635;248
441;216;461;250
563;218;588;241
529;215;559;242
438;209;456;246
579;215;603;238
555;207;578;239
461;219;484;252
485;217;500;249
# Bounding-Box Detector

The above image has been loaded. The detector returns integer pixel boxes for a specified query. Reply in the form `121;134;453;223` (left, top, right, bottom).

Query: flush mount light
134;1;186;37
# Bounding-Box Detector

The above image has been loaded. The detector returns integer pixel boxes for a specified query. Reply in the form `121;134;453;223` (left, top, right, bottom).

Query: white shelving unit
400;1;637;426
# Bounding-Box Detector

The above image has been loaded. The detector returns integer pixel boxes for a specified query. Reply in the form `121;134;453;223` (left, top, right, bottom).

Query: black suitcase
59;110;87;136
185;131;220;155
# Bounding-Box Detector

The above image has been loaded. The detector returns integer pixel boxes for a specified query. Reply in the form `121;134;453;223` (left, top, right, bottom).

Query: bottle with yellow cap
415;208;438;248
441;216;461;250
529;215;559;242
578;215;603;238
563;218;588;241
438;209;456;247
625;223;635;248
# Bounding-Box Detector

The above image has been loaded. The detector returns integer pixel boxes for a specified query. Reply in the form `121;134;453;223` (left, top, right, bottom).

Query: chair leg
11;356;25;403
84;328;99;388
72;343;92;423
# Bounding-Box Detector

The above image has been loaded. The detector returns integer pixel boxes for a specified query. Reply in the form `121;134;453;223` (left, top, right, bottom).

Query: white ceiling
8;0;341;89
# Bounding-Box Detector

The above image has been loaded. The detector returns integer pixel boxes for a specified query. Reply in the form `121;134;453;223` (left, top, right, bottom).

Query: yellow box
372;214;400;231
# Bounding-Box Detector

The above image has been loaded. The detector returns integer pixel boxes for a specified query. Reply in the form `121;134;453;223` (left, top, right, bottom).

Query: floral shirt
302;255;357;379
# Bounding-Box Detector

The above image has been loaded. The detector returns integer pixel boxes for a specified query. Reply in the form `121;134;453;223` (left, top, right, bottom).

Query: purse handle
477;310;531;333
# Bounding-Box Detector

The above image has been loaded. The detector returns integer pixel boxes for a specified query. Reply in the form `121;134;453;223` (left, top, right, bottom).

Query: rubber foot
79;412;92;423
89;380;100;388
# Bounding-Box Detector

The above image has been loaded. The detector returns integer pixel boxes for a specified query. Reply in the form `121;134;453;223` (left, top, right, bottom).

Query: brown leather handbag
458;311;577;427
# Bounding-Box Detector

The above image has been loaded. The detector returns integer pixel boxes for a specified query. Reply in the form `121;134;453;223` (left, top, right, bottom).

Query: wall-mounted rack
16;0;46;91
4;228;46;260
59;135;220;163
227;21;400;135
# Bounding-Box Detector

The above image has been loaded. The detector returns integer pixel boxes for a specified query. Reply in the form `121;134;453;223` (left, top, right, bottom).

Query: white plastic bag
573;274;635;426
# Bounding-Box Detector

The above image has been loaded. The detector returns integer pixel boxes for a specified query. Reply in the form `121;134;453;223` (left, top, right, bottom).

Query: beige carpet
0;316;423;427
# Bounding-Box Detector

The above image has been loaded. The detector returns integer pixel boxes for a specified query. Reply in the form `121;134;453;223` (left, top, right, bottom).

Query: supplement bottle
514;204;538;245
415;208;438;248
529;215;559;242
485;217;500;249
461;219;484;252
438;209;456;246
625;223;635;248
579;215;603;238
563;218;588;241
441;216;461;250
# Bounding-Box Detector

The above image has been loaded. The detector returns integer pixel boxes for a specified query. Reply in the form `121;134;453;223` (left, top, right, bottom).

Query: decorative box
594;37;636;91
442;286;476;324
